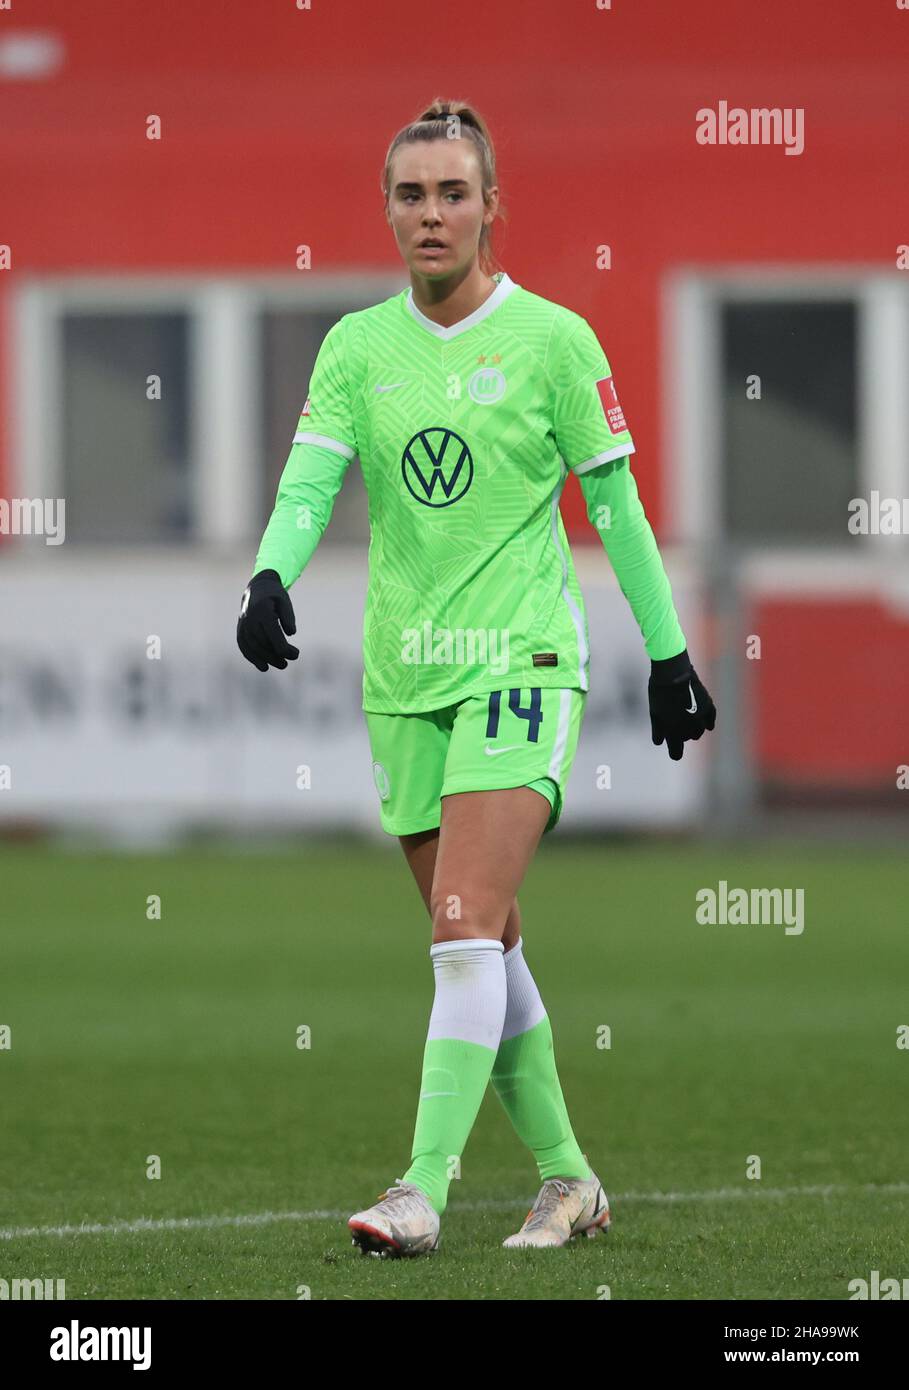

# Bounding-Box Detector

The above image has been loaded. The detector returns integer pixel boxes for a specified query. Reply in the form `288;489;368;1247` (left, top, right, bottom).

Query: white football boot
502;1168;610;1248
348;1179;441;1258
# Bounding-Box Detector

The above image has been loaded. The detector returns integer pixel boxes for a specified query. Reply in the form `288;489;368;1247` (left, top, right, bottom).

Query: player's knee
429;891;509;942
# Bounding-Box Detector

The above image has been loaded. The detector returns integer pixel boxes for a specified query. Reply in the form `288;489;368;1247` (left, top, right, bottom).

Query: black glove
236;569;299;672
648;649;716;761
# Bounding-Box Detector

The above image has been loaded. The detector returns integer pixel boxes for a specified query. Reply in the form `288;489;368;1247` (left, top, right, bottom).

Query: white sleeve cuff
571;441;636;475
292;431;356;460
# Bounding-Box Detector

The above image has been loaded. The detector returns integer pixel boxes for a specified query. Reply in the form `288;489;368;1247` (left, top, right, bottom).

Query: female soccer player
237;99;715;1257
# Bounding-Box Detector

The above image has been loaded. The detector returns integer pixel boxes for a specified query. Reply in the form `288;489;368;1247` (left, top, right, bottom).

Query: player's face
386;139;497;279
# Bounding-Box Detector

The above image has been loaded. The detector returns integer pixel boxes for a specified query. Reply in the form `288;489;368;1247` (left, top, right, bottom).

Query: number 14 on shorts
485;688;544;748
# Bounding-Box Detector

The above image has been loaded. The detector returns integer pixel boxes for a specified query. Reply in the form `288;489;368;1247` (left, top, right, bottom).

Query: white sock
427;938;506;1049
501;936;547;1042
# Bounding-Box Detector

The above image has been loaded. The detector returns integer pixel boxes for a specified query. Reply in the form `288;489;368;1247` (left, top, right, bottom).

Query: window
667;271;909;549
13;274;403;547
62;311;191;543
721;301;857;543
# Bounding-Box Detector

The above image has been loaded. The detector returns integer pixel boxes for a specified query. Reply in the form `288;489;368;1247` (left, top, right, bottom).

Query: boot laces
523;1178;572;1230
377;1179;424;1209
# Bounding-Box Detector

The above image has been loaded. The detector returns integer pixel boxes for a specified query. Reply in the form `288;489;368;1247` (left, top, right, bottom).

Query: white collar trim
405;272;518;340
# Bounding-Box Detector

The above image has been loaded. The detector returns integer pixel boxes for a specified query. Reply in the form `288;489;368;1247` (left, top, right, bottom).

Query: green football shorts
364;686;586;837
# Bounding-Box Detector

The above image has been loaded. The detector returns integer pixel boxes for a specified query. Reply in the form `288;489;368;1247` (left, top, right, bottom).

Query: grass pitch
1;839;907;1299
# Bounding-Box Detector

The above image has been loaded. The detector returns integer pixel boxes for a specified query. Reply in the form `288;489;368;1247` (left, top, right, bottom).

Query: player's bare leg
399;824;522;950
428;786;549;944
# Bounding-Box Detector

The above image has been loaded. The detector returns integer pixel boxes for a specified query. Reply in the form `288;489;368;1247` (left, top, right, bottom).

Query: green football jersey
268;271;643;714
252;266;686;711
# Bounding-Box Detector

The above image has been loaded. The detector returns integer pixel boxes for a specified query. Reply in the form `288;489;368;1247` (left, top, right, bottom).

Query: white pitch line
1;1181;907;1242
616;1181;909;1203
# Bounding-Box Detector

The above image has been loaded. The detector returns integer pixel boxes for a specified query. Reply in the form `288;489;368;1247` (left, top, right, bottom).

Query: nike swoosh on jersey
484;745;523;756
374;382;407;392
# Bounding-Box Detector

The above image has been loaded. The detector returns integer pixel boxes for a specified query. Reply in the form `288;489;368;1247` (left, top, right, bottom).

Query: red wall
755;596;909;792
3;0;907;532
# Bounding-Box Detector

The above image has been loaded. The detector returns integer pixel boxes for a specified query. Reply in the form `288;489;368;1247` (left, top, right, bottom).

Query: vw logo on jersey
467;367;506;405
372;760;391;801
402;428;474;508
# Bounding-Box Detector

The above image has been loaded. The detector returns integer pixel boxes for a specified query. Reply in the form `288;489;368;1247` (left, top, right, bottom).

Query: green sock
403;1036;499;1214
491;1015;591;1182
402;937;507;1216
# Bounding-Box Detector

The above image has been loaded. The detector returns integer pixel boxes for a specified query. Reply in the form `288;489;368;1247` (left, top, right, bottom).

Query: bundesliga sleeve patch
300;396;311;417
595;376;628;436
